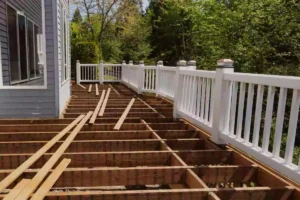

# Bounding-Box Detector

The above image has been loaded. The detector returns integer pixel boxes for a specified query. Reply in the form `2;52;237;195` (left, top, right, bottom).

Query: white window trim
61;3;70;85
0;0;47;89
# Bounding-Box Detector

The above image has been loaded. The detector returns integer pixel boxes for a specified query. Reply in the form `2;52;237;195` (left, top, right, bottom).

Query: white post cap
177;60;187;66
76;60;80;63
139;60;144;65
129;60;133;65
122;60;126;64
217;59;234;68
157;61;163;66
187;60;196;66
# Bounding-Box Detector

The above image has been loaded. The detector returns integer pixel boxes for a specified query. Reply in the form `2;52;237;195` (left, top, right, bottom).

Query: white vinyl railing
76;59;300;184
156;66;176;100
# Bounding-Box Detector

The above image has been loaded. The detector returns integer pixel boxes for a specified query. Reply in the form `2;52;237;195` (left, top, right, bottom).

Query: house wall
0;0;57;118
57;0;70;114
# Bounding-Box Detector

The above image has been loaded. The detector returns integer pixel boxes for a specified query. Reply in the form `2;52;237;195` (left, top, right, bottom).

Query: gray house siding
0;0;57;118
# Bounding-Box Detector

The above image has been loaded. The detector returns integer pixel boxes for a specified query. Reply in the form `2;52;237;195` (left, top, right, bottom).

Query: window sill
0;85;47;90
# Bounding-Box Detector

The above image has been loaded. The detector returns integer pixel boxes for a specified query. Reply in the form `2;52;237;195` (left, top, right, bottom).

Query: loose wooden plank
78;84;86;89
95;84;99;96
114;98;135;130
88;84;92;93
99;88;111;116
3;179;31;200
14;112;93;200
89;90;106;124
0;115;84;192
30;159;71;200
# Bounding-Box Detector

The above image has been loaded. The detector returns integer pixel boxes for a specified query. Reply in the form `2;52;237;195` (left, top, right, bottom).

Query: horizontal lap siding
0;0;57;118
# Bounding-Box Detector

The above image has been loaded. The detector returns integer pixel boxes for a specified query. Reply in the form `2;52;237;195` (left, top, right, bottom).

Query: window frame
61;2;70;86
0;1;47;89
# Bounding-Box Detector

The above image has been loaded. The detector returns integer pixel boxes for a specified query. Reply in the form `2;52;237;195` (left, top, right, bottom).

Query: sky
142;0;150;11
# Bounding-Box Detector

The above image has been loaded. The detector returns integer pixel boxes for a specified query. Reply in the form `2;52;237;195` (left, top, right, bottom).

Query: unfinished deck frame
0;83;299;200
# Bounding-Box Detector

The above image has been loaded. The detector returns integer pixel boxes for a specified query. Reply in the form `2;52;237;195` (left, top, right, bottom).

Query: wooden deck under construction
0;83;299;200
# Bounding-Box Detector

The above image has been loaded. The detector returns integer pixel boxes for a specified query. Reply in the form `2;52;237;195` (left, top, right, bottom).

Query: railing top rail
159;66;177;71
103;64;122;66
123;64;139;68
79;64;99;66
224;72;300;89
142;66;157;69
180;69;216;79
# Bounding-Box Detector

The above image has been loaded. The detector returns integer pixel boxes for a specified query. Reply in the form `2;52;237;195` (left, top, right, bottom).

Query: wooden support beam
88;84;92;93
78;84;86;89
114;98;135;130
138;97;165;118
95;84;99;96
99;88;111;116
109;84;120;95
3;179;30;200
14;112;93;200
89;90;106;124
0;115;84;192
31;159;71;200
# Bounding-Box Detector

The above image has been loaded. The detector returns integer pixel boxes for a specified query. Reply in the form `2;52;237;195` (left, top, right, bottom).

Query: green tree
72;8;82;23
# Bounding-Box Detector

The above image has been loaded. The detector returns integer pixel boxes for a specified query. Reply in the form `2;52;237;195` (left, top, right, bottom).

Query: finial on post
157;61;163;66
187;60;196;70
139;60;144;65
217;59;234;68
122;60;126;64
76;60;80;64
100;60;103;64
129;60;133;65
177;60;187;66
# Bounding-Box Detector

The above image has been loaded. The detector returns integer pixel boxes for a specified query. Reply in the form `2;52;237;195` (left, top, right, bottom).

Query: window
6;4;40;85
61;4;69;83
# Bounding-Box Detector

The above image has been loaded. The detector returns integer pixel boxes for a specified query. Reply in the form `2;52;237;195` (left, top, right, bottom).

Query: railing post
121;60;126;81
76;60;80;84
156;61;163;97
99;60;104;84
187;60;196;70
173;60;187;118
211;59;234;144
138;60;144;94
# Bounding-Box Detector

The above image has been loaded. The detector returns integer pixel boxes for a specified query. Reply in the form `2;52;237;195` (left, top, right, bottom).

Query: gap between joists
137;97;165;118
109;84;120;95
140;119;220;200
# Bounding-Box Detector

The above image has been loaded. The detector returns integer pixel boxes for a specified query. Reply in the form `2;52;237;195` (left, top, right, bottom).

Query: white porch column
173;60;187;118
211;59;234;144
138;60;144;94
99;60;104;84
156;61;163;97
76;60;80;84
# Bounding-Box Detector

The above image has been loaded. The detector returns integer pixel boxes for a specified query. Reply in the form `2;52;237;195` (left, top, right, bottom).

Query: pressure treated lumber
3;179;30;200
99;88;111;116
95;84;99;96
88;84;92;92
89;90;106;124
0;115;84;192
14;112;93;200
114;98;135;130
30;159;71;200
109;84;120;95
78;84;86;89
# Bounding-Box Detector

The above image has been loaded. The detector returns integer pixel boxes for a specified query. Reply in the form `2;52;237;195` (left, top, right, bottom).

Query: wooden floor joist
2;179;30;200
95;84;99;96
89;90;106;124
99;88;111;116
78;84;86;89
14;112;93;200
114;98;135;130
0;83;298;200
0;115;84;192
31;159;71;200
